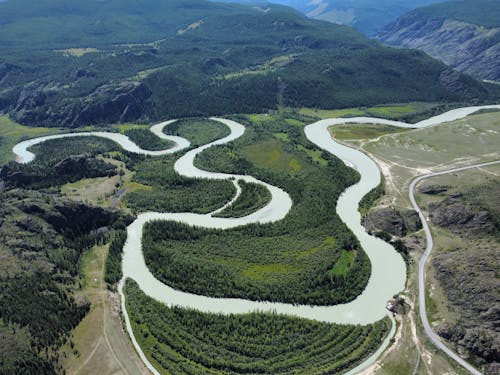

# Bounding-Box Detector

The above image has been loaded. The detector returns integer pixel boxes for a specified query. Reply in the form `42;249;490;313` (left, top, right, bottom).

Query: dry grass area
59;244;148;375
338;112;500;208
60;156;151;210
347;112;500;374
56;48;99;57
365;112;500;171
177;19;204;35
366;259;468;375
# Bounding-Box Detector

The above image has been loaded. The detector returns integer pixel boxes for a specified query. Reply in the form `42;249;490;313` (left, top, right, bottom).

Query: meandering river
13;104;499;374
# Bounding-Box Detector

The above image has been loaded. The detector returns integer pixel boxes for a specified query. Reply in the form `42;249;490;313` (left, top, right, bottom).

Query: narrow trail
72;247;130;375
101;250;131;375
410;160;500;375
13;105;499;375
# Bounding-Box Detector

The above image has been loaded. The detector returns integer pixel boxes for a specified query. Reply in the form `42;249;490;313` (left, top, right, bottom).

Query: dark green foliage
166;118;231;147
140;114;371;305
125;156;235;214
214;180;272;218
38;201;131;237
359;177;385;216
0;189;133;372
391;239;410;264
0;137;118;189
0;273;89;349
125;279;390;374
141;48;490;122
397;103;465;124
0;325;56;375
105;230;128;287
124;128;174;151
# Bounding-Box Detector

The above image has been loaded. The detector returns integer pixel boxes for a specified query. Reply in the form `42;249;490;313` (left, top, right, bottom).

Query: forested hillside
0;190;132;373
0;0;497;128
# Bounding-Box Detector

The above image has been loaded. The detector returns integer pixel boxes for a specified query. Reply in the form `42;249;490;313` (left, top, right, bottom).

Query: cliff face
378;13;500;81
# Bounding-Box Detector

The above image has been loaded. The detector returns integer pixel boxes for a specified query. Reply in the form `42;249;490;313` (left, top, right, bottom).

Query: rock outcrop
363;207;422;237
425;178;500;371
433;246;500;369
429;197;495;234
417;184;448;194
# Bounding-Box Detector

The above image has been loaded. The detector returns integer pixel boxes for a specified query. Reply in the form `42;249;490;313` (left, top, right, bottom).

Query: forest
125;279;390;374
0;188;132;373
104;230;128;287
137;113;371;305
124;128;174;151
213;180;272;218
124;119;237;214
124;156;236;214
166;118;231;147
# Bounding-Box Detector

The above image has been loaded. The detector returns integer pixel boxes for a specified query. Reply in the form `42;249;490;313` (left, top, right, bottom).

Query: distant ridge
378;0;500;81
214;0;444;35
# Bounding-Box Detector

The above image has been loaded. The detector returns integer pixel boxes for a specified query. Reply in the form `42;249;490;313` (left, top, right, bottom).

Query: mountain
214;0;444;35
377;0;500;81
0;0;497;128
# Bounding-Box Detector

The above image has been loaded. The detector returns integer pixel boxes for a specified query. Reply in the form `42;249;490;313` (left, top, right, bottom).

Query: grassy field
224;54;298;80
330;124;410;140
330;249;356;277
0;116;62;164
125;279;391;375
357;111;500;208
299;103;438;121
60;156;149;211
241;138;303;175
365;112;500;170
61;176;119;206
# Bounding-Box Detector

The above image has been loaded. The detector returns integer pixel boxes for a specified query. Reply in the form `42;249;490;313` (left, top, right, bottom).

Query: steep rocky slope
423;179;500;373
377;0;500;81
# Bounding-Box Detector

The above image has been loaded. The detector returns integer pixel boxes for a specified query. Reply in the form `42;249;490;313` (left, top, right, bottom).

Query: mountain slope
377;0;500;81
0;0;496;128
215;0;444;35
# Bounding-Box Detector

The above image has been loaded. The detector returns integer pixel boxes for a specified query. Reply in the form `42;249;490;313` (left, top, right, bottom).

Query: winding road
12;104;499;375
410;161;500;375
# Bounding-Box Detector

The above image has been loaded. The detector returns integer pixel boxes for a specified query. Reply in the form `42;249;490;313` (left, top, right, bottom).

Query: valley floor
2;104;497;375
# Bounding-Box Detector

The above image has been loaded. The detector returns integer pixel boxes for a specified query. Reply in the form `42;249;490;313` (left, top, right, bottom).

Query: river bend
12;105;499;374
